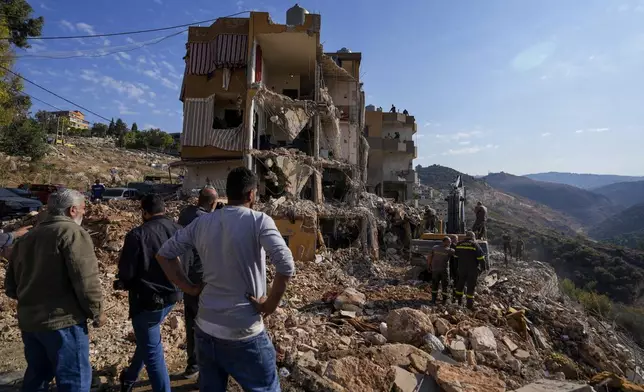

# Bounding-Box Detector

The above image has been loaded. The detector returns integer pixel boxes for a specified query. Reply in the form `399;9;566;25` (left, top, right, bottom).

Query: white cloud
149;91;157;98
76;22;96;35
143;123;158;130
541;132;551;137
119;52;132;60
26;43;46;52
458;140;471;145
40;3;51;10
143;69;179;90
28;69;44;76
415;134;425;139
575;127;610;134
152;109;162;114
103;38;111;46
60;20;75;31
115;101;138;115
81;70;145;99
161;61;177;74
435;130;482;141
153;0;163;4
442;143;497;156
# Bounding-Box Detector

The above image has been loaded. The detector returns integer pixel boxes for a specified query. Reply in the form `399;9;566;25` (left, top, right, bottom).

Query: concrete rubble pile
2;201;644;391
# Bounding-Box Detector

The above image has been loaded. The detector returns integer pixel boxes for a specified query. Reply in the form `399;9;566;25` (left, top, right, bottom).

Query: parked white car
101;188;141;201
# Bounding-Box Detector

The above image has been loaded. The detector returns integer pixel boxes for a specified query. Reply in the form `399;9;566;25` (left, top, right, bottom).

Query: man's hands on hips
248;295;280;317
93;313;108;328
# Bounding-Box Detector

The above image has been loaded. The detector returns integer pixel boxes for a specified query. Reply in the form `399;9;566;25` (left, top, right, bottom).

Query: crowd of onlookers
3;167;296;392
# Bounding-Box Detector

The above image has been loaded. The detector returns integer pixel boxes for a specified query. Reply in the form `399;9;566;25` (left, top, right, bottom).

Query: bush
0;118;47;160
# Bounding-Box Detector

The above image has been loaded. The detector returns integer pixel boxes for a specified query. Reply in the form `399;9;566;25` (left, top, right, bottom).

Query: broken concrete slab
503;336;519;353
426;359;506;392
391;366;439;392
514;349;530;361
364;344;435;370
449;339;467;362
324;356;395;392
470;326;497;354
385;307;435;346
291;365;347;392
334;288;366;311
433;318;451;336
512;379;594;392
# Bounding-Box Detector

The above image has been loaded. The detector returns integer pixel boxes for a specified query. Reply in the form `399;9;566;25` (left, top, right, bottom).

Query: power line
7;29;185;60
0;64;111;122
1;10;252;41
11;87;64;111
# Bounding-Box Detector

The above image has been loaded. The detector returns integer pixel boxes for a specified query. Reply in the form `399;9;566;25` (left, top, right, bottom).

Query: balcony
383;170;417;183
382;139;415;155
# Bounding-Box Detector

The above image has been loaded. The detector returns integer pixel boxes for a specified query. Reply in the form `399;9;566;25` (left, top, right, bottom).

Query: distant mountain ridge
589;202;644;250
592;180;644;208
525;172;644;190
415;165;581;234
484;172;621;226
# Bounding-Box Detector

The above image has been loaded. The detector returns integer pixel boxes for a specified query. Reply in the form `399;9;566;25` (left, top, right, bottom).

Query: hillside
416;165;581;234
484;172;621;227
592;180;644;208
0;137;176;190
589;202;644;250
525;171;644;189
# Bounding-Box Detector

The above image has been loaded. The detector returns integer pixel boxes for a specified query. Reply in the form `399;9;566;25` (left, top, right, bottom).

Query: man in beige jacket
5;189;104;392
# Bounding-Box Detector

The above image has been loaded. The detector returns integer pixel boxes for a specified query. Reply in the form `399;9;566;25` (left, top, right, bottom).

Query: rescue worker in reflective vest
515;238;525;261
428;237;455;305
448;234;459;287
502;233;512;265
454;231;486;309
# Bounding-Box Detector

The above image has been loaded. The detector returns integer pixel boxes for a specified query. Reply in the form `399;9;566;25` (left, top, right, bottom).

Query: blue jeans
195;327;280;392
21;323;91;392
122;305;174;392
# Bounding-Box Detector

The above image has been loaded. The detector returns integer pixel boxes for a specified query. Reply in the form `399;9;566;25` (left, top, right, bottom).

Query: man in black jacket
453;231;486;310
176;185;220;379
117;194;188;392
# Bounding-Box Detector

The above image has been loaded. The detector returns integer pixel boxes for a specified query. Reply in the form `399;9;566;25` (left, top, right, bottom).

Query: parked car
20;184;67;204
0;188;43;219
6;188;39;200
101;188;141;201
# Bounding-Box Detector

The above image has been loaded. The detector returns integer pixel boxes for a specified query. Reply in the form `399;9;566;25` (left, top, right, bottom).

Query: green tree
107;118;115;136
0;118;47;160
114;118;128;137
144;128;173;149
91;122;108;137
0;0;44;48
131;122;138;132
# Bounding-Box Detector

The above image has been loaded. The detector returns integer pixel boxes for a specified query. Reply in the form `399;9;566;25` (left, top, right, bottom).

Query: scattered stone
340;336;352;346
502;336;518;353
298;350;318;369
508;358;522;374
291;365;347;392
514;379;593;392
426;359;506;392
469;326;497;354
434;318;451;336
466;350;477;367
391;366;434;392
449;339;467;362
380;322;388;338
422;334;445;353
363;332;387;346
168;315;184;331
385;307;435;346
325;356;396;392
334;288;366;311
514;349;530;361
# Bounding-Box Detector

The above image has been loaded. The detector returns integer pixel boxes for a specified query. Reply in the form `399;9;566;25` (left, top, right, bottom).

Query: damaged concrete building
364;106;418;202
172;5;376;261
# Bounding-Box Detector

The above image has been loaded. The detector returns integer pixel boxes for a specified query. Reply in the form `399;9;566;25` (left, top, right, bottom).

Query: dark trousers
516;248;524;261
472;221;487;239
184;294;199;372
503;243;512;263
454;263;478;301
21;323;91;392
431;269;449;300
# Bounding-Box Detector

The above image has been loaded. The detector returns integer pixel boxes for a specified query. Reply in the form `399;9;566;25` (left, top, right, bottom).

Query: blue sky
17;0;644;176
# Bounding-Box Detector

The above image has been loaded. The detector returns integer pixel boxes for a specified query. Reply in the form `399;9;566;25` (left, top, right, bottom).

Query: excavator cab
410;175;490;271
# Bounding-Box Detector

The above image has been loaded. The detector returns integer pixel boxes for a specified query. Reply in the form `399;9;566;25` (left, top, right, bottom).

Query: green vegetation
589;203;644;251
120;128;174;150
560;278;644;347
0;118;46;159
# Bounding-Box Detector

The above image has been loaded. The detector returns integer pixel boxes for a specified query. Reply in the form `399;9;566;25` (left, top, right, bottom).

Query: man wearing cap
427;236;455;304
453;231;486;309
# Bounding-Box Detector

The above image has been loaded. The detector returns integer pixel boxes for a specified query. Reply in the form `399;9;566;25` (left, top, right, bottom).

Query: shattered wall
183;161;243;191
253;85;316;141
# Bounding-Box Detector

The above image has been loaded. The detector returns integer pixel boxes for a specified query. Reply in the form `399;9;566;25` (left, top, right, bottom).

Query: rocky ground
1;200;644;391
0;137;176;190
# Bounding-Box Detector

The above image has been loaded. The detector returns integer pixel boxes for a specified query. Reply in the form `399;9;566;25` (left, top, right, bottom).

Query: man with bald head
177;185;220;379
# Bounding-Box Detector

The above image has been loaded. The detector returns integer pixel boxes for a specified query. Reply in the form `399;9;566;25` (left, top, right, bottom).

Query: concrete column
312;61;321;203
245;99;255;170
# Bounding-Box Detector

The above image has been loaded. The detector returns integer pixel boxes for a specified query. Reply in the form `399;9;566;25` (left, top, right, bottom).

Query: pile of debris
2;200;644;391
